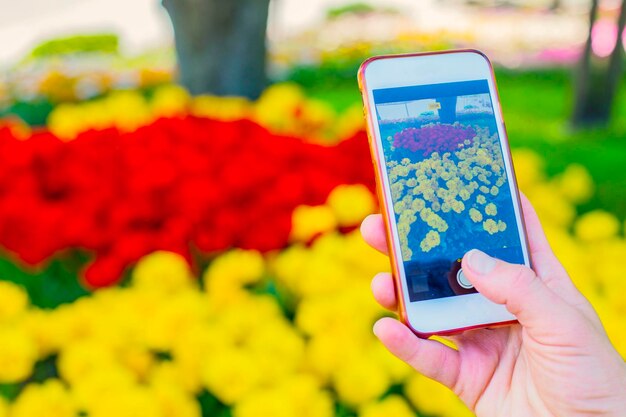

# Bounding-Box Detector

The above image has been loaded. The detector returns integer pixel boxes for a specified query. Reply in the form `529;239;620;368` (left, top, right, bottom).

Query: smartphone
358;50;531;337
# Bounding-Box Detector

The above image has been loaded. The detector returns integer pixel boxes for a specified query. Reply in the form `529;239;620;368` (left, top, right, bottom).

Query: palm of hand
451;322;623;417
363;196;626;417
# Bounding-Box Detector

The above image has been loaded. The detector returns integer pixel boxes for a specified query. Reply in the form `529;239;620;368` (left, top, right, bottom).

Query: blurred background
0;1;624;416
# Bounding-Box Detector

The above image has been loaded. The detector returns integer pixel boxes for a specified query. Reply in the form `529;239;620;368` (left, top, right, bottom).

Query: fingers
519;192;555;271
360;214;389;255
519;193;590;306
372;272;397;311
373;317;460;389
519;193;567;279
462;249;582;341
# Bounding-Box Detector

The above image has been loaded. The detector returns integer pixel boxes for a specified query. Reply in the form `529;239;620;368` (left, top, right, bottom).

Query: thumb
461;249;576;338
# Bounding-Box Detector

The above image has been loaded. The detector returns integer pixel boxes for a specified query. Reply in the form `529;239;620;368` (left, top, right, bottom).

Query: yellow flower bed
0;153;623;417
46;84;364;143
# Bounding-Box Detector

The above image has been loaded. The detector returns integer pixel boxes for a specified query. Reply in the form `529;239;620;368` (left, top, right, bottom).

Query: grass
301;67;626;217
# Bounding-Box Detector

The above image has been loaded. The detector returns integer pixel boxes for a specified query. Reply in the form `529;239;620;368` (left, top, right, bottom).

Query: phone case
358;49;530;338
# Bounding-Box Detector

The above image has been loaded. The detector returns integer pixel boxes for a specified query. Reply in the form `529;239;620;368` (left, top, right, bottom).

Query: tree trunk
550;0;561;12
162;0;271;99
572;0;626;128
571;0;600;127
600;0;626;119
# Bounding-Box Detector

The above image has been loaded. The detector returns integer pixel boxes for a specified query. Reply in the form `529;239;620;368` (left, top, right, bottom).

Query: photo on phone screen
374;79;525;302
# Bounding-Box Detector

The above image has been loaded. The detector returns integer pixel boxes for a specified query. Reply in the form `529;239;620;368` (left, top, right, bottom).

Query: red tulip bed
0;117;374;287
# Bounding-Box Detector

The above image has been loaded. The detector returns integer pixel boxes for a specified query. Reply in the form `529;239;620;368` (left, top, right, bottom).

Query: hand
361;194;626;417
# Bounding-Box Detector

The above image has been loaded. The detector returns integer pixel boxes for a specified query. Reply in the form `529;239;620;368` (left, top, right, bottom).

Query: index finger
360;214;389;255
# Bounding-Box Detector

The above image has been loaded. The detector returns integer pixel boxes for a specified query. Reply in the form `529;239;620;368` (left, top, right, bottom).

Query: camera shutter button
456;269;473;289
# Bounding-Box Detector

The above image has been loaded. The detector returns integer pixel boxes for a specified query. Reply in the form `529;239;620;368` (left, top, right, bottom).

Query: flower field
0;69;625;417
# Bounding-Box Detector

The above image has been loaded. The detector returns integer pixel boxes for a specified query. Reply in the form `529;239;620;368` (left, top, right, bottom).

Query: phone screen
374;79;525;302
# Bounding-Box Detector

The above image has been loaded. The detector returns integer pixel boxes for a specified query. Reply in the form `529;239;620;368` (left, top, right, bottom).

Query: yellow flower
191;95;251;121
149;361;201;395
104;91;153;131
469;208;483;223
335;105;366;140
233;375;333;417
72;367;136;409
57;340;122;385
574;210;620;242
483;218;499;235
485;203;497;216
359;395;415;417
0;281;28;321
304;334;359;383
290;205;337;242
526;184;576;227
0;397;7;417
0;327;37;383
47;90;153;140
152;384;201;417
142;290;210;351
296;99;338;142
19;308;65;356
88;386;163;417
246;321;305;384
10;379;75;417
166;324;228;393
404;374;473;417
554;163;594;204
450;200;465;214
38;70;77;102
253;83;304;132
371;342;413;383
391;182;405;201
333;351;391;407
132;251;194;293
420;230;441;252
119;345;154;382
326;184;376;226
296;287;379;344
200;347;262;405
150;85;190;118
419;208;448;232
512;149;545;189
203;249;264;289
411;198;425;212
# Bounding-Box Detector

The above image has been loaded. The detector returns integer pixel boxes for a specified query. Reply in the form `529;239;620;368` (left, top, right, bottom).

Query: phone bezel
358;49;531;337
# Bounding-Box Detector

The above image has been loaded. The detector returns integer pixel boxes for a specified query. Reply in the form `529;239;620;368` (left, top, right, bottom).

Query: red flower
0;117;375;287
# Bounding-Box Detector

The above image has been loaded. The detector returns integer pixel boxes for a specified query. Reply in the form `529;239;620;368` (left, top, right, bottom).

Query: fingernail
467;249;497;275
373;319;384;338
